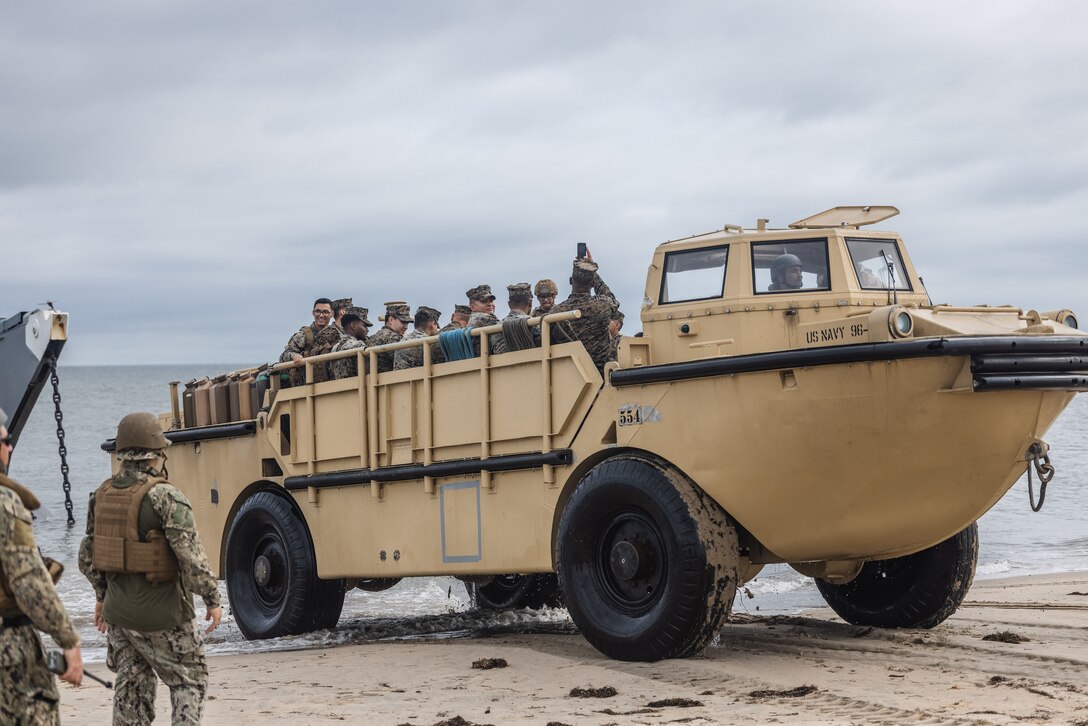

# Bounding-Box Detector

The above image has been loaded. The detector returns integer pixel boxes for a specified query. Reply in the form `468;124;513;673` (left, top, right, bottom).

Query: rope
48;357;75;527
501;317;536;351
439;328;476;361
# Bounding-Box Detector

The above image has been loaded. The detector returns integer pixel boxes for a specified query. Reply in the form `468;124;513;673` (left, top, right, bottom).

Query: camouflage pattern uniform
550;260;619;371
369;303;413;373
1;475;79;726
531;278;558;318
492;283;540;354
438;304;471;335
331;307;374;379
331;336;367;379
79;456;221;726
609;308;625;361
279;322;340;384
393;307;442;370
465;285;503;356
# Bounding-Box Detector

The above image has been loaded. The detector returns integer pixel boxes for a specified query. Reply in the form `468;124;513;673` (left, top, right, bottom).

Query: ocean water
9;364;1088;660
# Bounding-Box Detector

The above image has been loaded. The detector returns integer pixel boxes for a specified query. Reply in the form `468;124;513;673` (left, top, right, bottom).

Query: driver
769;253;804;291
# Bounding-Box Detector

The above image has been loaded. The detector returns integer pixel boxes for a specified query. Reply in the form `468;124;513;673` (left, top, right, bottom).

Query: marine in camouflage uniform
279;298;339;384
438;304;471;335
332;308;373;379
550;258;619;371
465;285;503;355
368;302;413;373
393;306;442;370
330;297;353;330
609;307;625;361
492;283;540;354
531;279;558;318
79;412;222;726
1;407;83;725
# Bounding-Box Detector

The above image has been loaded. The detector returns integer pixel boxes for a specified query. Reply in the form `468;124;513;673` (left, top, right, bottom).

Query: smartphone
577;242;587;259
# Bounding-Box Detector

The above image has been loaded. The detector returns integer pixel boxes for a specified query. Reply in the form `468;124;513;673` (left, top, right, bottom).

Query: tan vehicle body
122;206;1085;660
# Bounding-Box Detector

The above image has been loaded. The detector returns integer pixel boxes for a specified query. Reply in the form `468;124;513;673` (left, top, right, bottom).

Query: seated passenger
331;311;372;379
768;254;804;291
393;306;442;370
465;285;502;355
279;297;340;385
608;307;625;361
369;302;413;373
493;283;540;354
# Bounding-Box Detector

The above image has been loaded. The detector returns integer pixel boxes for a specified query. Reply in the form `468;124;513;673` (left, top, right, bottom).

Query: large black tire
226;491;345;639
471;574;563;610
815;523;978;629
556;456;741;662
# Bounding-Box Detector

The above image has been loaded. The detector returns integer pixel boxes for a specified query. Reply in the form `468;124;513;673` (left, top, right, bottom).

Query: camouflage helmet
115;411;170;459
534;279;558;297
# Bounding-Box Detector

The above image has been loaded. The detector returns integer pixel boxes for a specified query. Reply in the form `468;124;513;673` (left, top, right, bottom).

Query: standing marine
79;412;222;726
368;302;413;373
1;406;83;724
550;251;619;371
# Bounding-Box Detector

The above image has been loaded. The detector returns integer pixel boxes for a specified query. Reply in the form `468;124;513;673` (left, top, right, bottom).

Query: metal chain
49;357;76;527
1025;443;1055;513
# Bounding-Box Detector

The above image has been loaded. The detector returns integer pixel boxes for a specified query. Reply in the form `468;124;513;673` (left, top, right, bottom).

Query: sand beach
58;571;1088;725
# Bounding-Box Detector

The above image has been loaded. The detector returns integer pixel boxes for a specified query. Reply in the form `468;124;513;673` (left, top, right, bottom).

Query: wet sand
60;572;1088;725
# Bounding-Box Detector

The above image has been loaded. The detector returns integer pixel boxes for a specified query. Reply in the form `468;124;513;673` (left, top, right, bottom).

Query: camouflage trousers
107;619;207;726
0;623;60;726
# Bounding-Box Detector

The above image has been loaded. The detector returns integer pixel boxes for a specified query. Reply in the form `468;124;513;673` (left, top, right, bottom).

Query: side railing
262;310;596;493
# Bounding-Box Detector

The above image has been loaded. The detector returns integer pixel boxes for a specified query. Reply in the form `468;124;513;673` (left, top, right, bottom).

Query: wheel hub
254;555;272;586
609;540;643;581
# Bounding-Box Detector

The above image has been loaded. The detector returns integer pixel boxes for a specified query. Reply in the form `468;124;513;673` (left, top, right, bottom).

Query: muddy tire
471;574;563;610
226;491;345;639
815;523;978;629
556;456;741;662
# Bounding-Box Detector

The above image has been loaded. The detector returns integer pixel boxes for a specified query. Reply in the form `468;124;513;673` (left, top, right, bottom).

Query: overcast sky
4;2;1087;365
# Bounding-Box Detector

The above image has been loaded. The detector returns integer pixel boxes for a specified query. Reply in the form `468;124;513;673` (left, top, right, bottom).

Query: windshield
659;245;728;303
846;238;912;291
752;239;830;294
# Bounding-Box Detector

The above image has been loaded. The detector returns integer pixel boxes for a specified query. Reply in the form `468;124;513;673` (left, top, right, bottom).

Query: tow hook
1025;442;1055;512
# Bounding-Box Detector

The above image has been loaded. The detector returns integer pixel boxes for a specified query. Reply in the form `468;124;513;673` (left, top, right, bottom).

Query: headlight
889;308;914;337
1043;309;1078;329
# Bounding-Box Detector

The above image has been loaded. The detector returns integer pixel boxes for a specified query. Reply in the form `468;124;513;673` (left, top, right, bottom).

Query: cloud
2;1;1087;364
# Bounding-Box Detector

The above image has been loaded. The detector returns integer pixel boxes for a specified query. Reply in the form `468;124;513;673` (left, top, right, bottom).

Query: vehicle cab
631;206;931;367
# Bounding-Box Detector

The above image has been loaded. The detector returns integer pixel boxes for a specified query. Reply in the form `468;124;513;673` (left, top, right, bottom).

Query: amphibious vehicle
106;206;1086;661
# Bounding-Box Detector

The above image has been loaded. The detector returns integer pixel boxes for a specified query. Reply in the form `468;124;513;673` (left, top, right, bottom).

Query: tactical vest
0;474;63;618
92;476;179;584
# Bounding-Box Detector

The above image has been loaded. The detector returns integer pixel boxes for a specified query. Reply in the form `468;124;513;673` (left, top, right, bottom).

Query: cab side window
659;245;729;304
752;239;830;294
